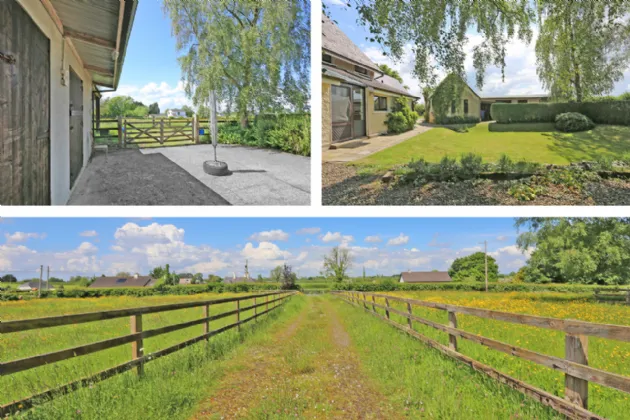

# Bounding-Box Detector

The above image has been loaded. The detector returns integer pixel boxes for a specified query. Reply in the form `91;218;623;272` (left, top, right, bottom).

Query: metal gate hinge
0;52;16;64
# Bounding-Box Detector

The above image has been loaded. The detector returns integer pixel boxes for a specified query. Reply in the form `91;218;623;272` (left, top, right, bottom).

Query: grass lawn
353;122;630;172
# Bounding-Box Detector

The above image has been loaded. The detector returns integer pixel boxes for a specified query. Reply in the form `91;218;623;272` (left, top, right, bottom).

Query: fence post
448;311;458;351
117;116;123;147
131;315;143;376
407;302;413;330
266;294;269;311
160;119;164;144
193;115;199;144
237;300;241;332
254;296;258;321
371;295;376;313
626;290;630;305
362;293;367;309
203;304;210;341
565;334;589;409
385;298;390;320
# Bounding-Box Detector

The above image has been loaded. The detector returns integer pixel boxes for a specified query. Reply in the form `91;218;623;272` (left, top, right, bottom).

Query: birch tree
535;0;630;102
163;0;310;127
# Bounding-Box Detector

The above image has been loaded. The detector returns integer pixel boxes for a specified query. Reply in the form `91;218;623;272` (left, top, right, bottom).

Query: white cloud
103;81;193;112
296;227;321;235
249;230;290;242
364;235;382;243
4;232;46;243
80;230;98;237
496;235;508;241
387;234;409;246
241;242;292;261
321;231;354;245
324;0;346;5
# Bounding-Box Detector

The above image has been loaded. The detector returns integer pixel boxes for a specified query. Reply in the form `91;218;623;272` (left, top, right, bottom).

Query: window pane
331;86;351;123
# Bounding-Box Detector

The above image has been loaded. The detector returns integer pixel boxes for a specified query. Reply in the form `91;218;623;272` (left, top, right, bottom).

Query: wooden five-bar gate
334;291;630;420
0;291;295;416
93;116;233;148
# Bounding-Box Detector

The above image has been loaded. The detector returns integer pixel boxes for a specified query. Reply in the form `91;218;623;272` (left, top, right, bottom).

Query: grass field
0;292;286;417
353;122;630;172
377;290;630;418
3;291;629;418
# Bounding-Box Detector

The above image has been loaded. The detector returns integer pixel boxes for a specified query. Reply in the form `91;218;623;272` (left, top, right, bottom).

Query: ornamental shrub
386;98;419;134
555;112;595;133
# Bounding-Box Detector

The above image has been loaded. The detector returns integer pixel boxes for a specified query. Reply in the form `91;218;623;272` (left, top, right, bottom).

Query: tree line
100;96;197;118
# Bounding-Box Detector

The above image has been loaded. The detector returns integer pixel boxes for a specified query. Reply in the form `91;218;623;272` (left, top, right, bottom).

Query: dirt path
192;296;400;419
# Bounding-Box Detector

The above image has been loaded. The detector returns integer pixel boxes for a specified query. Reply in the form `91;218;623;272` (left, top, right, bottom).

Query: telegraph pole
484;240;488;292
38;265;43;298
47;266;50;291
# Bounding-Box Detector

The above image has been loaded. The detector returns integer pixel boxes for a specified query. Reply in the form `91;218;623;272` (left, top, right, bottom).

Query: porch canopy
42;0;137;89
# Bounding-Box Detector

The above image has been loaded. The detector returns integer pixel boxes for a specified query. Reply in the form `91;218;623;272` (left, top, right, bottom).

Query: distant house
179;277;192;285
428;74;550;123
399;271;452;283
321;14;419;147
166;109;187;118
17;281;40;291
89;274;154;288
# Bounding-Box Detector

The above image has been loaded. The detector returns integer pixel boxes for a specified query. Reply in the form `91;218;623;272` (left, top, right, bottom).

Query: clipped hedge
491;101;630;126
0;283;283;300
333;281;620;293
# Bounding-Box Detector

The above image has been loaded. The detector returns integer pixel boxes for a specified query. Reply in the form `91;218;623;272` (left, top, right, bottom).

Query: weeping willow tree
535;0;630;102
352;0;535;93
163;0;310;127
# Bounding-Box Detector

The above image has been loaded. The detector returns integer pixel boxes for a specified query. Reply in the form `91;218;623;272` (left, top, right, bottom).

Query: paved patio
323;124;433;162
68;145;310;205
141;144;310;205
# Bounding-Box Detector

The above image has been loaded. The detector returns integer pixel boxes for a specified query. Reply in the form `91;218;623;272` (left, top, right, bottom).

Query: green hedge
491;101;630;126
0;283;283;300
334;282;621;293
208;113;310;156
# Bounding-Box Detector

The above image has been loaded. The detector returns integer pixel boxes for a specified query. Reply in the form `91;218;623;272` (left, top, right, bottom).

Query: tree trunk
240;110;249;129
567;8;582;102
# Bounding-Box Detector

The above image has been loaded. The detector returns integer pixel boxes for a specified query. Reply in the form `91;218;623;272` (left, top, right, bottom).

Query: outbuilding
1;0;137;205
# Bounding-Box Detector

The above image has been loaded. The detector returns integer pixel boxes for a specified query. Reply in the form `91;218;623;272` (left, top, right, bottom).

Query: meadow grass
0;292;299;418
332;295;562;419
353;122;630;172
372;291;630;418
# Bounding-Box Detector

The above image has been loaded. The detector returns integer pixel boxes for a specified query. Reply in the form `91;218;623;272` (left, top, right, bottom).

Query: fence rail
334;291;630;420
0;291;295;416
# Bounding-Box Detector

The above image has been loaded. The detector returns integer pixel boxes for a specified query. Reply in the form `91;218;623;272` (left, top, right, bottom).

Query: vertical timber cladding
69;68;83;188
0;0;51;205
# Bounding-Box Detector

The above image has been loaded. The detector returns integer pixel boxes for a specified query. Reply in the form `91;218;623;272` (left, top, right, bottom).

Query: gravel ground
322;163;630;206
68;149;230;205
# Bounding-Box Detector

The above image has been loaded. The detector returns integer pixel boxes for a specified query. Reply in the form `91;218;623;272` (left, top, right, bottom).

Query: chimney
134;273;138;279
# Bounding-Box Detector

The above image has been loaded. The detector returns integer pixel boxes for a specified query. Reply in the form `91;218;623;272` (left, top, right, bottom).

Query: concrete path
323;124;433;163
141;144;310;206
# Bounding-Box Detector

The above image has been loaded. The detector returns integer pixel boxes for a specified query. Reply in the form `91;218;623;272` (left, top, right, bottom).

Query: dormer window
354;65;368;75
323;54;332;63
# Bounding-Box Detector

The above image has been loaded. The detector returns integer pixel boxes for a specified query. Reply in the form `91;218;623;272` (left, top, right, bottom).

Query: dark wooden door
69;68;83;188
0;0;51;205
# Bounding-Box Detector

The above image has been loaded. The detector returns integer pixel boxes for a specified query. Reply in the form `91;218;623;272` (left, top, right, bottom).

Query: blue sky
324;1;630;99
104;1;189;110
0;218;532;280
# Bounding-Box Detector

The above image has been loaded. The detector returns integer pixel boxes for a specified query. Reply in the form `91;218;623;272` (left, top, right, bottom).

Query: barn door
0;0;51;205
69;68;83;188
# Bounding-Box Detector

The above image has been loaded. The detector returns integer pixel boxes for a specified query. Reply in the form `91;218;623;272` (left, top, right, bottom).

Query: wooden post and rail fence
0;291;295;416
93;116;233;148
334;291;630;420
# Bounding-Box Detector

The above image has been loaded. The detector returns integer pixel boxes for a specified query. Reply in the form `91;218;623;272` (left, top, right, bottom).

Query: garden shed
0;0;137;205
